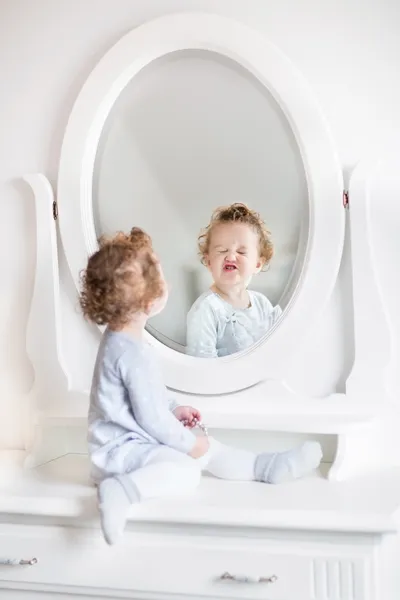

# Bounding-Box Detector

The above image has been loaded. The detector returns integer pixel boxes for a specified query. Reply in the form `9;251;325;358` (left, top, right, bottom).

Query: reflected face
206;223;263;288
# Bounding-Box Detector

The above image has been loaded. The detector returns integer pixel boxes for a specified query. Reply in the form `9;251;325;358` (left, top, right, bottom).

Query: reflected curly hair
79;227;164;328
198;203;274;269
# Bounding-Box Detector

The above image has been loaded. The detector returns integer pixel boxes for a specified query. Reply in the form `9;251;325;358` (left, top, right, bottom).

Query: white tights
116;438;256;502
97;438;322;544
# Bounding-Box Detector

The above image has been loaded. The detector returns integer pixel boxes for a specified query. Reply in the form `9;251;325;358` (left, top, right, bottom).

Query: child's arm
260;295;282;328
186;304;218;358
168;396;180;412
270;304;282;327
118;350;197;454
253;292;282;329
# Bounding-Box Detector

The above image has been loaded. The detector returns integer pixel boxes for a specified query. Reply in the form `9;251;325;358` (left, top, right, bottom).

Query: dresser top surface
1;454;400;535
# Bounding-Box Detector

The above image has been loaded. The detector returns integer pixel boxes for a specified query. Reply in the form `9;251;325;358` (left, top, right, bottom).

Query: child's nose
225;251;237;262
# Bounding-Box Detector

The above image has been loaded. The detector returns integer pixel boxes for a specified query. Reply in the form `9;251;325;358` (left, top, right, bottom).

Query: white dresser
1;454;400;599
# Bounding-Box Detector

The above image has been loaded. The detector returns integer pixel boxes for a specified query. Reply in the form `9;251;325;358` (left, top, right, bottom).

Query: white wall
1;0;400;449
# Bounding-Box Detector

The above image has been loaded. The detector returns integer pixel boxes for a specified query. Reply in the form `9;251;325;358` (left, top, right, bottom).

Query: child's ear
144;299;154;315
255;258;264;273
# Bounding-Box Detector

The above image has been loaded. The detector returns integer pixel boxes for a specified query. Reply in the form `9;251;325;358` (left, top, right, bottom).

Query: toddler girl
80;227;322;545
187;203;282;357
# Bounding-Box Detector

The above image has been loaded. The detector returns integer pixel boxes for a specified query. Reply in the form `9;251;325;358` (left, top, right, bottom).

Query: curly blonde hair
79;227;164;328
198;203;273;269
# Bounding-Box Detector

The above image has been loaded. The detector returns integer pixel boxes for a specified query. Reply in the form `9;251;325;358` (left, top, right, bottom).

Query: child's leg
205;439;322;484
98;446;201;545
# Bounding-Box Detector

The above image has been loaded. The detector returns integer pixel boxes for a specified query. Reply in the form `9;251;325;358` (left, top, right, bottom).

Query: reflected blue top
186;290;282;358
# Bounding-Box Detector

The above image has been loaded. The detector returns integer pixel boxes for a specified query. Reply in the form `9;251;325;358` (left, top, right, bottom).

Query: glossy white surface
1;454;400;535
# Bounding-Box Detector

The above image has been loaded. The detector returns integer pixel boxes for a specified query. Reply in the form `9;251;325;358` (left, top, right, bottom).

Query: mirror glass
93;50;308;357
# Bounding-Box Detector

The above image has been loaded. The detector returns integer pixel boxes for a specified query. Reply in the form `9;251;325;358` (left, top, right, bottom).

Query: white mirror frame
57;12;344;395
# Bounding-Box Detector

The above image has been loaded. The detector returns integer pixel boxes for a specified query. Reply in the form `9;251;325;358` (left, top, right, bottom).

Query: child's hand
173;405;201;428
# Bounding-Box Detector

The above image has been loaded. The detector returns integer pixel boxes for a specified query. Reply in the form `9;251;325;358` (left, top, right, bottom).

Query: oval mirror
93;50;308;356
57;13;344;393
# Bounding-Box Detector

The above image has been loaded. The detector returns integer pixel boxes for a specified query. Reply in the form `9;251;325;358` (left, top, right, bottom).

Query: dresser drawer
0;524;375;599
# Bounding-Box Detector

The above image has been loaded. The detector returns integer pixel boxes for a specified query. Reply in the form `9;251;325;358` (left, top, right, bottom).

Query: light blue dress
186;290;282;358
88;330;196;481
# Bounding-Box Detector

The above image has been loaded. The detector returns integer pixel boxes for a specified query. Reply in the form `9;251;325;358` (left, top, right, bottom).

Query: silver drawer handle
0;558;38;566
220;572;278;584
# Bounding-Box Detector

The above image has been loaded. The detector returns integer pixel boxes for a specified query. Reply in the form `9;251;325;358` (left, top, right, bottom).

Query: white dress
186;290;282;358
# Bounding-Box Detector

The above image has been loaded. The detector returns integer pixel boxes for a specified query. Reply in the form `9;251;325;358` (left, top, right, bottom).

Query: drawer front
0;525;375;599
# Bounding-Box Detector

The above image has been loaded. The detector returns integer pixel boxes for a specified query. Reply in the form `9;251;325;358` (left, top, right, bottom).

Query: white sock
97;477;136;545
255;441;323;484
